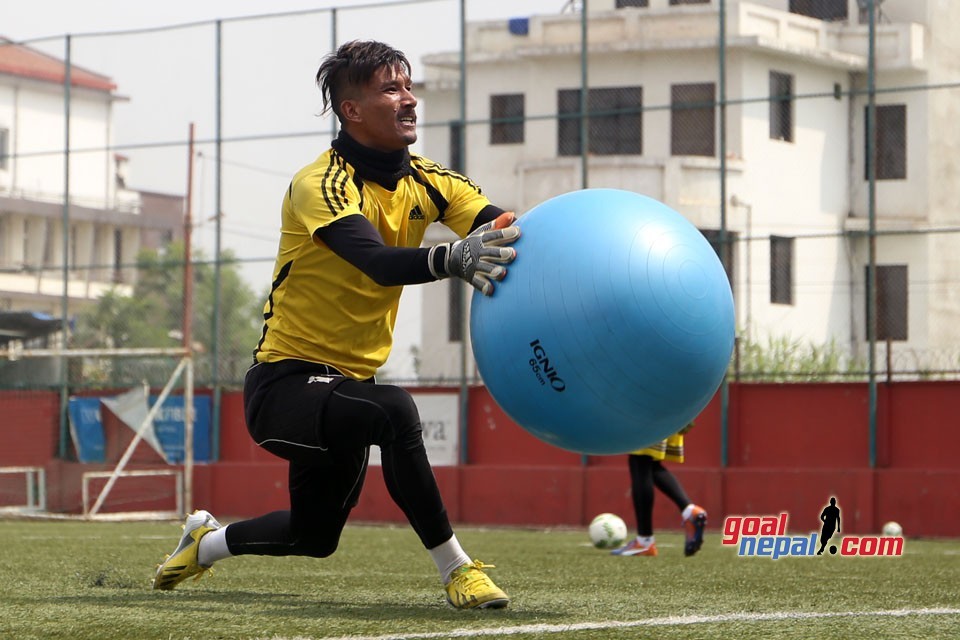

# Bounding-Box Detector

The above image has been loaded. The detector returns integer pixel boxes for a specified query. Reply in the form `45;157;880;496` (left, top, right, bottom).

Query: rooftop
0;37;116;92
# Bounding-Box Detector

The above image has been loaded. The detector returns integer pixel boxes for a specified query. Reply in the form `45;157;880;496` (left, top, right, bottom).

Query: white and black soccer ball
589;513;628;549
882;521;903;537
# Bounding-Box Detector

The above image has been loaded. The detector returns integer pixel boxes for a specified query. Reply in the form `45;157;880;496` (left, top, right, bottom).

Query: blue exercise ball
470;188;735;455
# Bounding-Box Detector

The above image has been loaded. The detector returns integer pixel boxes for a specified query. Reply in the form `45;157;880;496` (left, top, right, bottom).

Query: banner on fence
67;391;212;464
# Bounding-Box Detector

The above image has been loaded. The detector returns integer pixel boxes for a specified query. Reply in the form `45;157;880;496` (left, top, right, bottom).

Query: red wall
3;382;958;537
0;391;59;466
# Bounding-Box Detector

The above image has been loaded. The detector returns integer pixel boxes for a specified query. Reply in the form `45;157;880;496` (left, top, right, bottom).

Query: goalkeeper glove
428;211;520;296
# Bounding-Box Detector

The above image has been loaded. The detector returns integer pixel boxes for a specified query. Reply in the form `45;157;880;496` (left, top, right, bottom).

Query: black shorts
237;359;451;551
243;359;357;463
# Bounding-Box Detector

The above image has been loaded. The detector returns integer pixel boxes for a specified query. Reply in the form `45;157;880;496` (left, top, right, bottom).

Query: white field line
259;607;960;640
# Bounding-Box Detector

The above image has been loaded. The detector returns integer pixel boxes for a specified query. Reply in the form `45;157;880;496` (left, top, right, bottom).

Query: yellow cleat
152;510;221;590
445;560;509;610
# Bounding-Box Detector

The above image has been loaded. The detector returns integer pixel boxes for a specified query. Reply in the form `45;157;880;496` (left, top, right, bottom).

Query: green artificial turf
1;518;957;639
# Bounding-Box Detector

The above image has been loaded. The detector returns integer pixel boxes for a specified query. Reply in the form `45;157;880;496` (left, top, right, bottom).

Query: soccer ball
589;513;628;549
882;521;903;537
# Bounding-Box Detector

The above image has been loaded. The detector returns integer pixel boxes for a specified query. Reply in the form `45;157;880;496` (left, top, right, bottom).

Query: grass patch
0;519;957;639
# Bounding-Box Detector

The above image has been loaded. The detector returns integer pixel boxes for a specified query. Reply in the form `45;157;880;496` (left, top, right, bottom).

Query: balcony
513;154;744;227
422;2;925;76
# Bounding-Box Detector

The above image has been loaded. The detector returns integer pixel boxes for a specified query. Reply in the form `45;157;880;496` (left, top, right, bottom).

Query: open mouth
399;114;417;126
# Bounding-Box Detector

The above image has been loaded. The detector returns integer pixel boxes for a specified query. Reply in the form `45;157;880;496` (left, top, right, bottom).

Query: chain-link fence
1;0;958;453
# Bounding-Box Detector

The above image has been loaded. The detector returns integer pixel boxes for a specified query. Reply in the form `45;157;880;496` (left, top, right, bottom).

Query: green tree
72;242;263;386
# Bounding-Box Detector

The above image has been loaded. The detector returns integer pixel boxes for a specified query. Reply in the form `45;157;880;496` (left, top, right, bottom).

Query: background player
612;423;708;557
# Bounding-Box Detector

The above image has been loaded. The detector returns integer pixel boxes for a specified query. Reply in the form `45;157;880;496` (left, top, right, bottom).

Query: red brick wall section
727;383;870;468
0;390;59;466
883;382;957;469
3;382;959;537
218;390;276;464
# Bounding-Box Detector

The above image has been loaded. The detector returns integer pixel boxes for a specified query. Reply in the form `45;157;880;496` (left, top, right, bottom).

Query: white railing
0;466;46;512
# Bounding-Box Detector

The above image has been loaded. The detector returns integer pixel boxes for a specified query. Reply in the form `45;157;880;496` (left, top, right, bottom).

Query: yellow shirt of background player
631;422;694;463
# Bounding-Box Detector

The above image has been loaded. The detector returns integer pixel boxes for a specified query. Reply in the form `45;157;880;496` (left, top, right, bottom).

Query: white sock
637;535;655;546
681;504;696;520
197;525;233;567
429;534;472;585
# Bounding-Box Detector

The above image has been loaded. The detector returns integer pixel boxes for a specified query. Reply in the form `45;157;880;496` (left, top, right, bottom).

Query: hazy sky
1;0;569;41
1;0;568;377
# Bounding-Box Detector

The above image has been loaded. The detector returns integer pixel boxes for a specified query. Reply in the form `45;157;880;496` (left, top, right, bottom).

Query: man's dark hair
316;40;412;121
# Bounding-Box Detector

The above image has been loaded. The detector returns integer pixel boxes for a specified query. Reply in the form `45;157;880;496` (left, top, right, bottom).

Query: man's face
341;64;417;152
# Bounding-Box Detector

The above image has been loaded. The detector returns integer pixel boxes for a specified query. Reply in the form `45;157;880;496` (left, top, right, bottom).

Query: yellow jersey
254;149;492;379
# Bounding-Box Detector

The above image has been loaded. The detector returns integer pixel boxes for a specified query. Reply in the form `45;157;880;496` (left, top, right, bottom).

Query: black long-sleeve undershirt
314;203;504;287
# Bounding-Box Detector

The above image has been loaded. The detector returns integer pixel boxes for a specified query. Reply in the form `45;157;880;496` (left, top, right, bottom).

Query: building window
0;128;9;170
490;93;525;145
113;228;124;283
699;228;736;286
770;236;794;305
69;225;77;270
789;0;848;21
448;279;463;342
869;264;908;341
858;2;887;24
557;86;643;156
448;121;463;173
43;222;55;267
671;83;715;157
22;220;30;266
866;104;906;180
92;226;103;280
616;0;649;6
769;71;794;142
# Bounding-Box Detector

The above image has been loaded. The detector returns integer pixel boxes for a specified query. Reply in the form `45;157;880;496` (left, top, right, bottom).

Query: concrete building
0;39;183;329
415;0;960;380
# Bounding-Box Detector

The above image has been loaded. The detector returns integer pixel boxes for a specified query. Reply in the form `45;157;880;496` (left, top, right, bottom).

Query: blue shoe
684;505;707;557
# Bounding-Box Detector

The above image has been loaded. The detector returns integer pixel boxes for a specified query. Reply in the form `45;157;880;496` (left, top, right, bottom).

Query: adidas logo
408;205;425;221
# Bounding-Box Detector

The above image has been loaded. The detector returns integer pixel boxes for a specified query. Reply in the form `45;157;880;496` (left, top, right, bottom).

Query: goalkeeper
153;40;518;610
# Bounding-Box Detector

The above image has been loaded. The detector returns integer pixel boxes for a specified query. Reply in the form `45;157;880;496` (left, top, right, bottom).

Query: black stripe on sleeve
414;157;483;193
320;153;347;215
353;174;365;211
333;152;349;210
320;160;338;215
